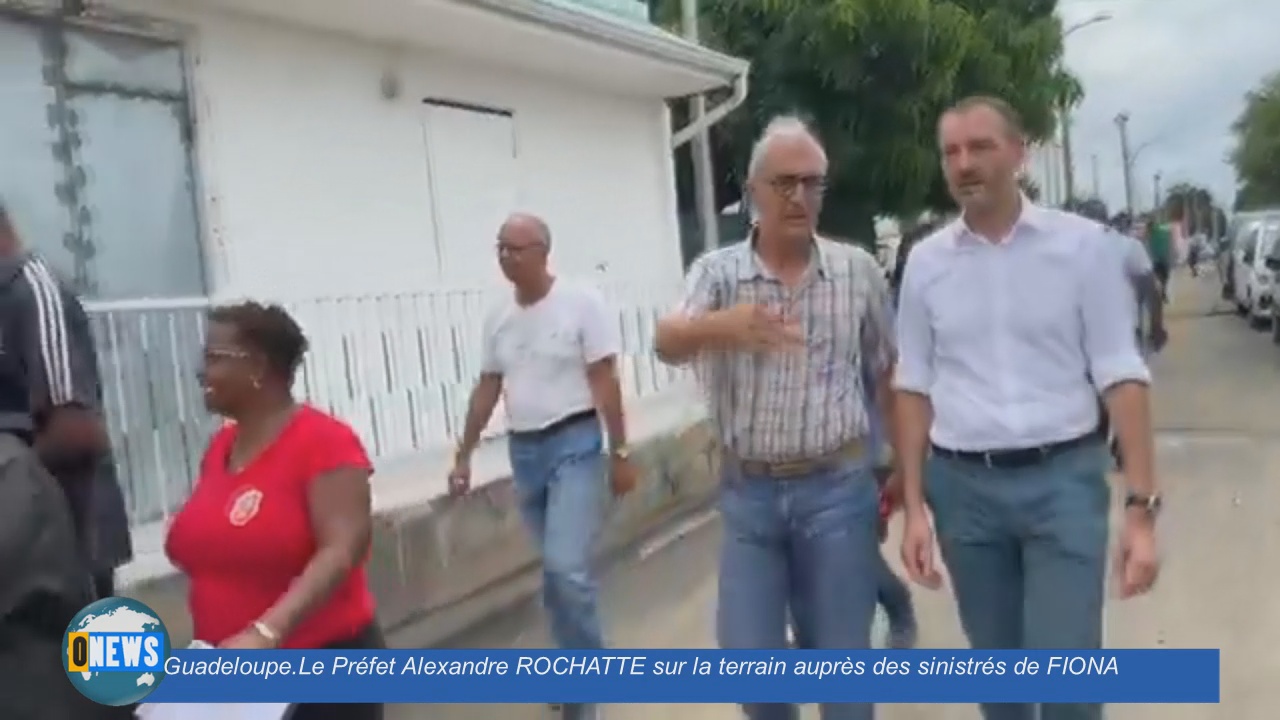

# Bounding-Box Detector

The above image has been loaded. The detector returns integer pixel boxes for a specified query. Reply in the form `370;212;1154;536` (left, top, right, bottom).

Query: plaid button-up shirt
675;235;895;461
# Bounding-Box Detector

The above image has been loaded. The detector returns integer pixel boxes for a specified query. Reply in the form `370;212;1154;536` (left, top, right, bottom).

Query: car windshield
1264;226;1280;258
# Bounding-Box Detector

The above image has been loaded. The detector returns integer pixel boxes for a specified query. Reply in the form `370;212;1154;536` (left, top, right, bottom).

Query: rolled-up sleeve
892;250;934;395
1082;233;1151;391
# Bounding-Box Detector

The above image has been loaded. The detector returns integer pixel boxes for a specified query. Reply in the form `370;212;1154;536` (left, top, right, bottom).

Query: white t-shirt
1112;231;1154;324
480;279;619;432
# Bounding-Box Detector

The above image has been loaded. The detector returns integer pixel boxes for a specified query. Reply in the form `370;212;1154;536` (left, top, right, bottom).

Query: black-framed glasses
768;174;827;198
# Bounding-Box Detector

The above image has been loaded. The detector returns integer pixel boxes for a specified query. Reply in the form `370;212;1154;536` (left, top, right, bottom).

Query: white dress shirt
893;202;1151;452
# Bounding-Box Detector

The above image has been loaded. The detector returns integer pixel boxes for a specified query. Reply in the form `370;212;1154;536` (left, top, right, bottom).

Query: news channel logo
62;596;171;706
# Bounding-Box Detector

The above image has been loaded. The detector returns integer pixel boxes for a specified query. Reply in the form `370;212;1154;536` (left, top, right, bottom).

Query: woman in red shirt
166;302;383;720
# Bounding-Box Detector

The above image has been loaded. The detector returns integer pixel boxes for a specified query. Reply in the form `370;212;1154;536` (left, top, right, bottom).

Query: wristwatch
611;446;631;460
1123;492;1162;518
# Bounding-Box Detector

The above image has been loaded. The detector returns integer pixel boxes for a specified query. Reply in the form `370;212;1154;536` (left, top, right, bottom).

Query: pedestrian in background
0;207;107;719
449;213;636;720
0;201;132;600
895;96;1161;720
655;115;893;720
1144;213;1174;303
890;221;937;305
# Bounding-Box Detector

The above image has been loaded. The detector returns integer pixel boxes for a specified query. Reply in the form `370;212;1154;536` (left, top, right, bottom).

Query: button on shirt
676;236;895;461
893;203;1150;452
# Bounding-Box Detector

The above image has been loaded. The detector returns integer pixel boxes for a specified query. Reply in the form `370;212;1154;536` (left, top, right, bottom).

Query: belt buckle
770;459;812;478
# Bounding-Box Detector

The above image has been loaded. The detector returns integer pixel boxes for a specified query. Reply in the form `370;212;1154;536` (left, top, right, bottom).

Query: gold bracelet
252;620;280;645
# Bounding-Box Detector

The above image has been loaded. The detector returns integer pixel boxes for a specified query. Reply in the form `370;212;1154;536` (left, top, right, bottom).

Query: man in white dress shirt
894;97;1161;720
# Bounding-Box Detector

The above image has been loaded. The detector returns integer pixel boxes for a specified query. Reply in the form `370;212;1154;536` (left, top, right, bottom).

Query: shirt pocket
805;307;856;379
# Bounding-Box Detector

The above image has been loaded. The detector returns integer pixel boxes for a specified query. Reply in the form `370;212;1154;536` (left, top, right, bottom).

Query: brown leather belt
732;439;866;479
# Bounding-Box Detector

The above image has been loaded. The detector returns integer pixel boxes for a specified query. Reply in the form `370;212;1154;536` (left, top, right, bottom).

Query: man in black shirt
0;204;111;717
0;203;132;597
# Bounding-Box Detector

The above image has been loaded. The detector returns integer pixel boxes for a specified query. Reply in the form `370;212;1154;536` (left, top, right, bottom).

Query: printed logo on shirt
226;486;264;527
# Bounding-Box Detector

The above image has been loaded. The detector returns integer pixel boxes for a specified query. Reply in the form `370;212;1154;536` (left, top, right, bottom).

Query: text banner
143;649;1220;704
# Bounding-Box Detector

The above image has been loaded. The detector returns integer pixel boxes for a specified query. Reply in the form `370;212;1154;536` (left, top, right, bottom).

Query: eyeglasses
203;347;250;362
768;175;828;199
496;243;544;258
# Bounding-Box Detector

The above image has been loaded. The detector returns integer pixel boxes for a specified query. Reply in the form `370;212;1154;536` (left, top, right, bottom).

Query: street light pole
1061;113;1076;204
1090;153;1100;197
1058;12;1112;205
1153;172;1163;216
1115;112;1134;218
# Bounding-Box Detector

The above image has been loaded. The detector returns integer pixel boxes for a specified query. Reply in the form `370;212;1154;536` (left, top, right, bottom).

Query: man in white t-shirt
448;213;634;720
1100;226;1166;471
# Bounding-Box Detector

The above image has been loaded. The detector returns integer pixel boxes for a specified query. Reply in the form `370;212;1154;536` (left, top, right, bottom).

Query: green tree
1161;182;1227;237
1230;71;1280;210
658;0;1076;244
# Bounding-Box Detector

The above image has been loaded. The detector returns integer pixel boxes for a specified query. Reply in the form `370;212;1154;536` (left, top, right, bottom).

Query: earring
251;377;262;390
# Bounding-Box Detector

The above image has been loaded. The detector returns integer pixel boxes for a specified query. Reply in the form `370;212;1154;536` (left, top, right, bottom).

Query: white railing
85;280;686;525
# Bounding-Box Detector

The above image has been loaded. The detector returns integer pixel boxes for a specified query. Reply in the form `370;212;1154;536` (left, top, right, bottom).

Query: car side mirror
1265;256;1280;271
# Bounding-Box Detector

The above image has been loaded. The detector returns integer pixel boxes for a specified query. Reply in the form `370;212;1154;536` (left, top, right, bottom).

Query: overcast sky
1060;0;1280;213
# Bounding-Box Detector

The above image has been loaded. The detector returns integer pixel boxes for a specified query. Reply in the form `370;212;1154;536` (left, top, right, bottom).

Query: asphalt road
392;270;1276;719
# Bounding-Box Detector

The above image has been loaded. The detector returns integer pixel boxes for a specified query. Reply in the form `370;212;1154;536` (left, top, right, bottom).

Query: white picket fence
84;279;686;524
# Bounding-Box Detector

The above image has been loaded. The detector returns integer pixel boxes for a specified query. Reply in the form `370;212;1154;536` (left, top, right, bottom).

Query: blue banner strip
141;649;1220;704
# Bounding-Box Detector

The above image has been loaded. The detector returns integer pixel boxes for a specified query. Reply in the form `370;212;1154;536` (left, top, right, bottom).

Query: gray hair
501;212;552;250
746;115;828;181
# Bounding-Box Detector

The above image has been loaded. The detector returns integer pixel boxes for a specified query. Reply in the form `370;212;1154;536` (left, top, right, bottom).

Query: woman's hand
219;627;276;650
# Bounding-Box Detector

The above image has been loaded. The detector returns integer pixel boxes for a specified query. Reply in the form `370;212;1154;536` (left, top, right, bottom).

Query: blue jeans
876;554;915;629
508;416;608;720
790;554;914;649
718;458;880;720
927;442;1110;720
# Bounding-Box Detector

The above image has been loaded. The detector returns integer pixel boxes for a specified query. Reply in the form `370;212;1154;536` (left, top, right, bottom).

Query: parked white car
1232;219;1280;328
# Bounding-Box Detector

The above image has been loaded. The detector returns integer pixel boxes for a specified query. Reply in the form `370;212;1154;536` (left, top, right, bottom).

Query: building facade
0;0;746;522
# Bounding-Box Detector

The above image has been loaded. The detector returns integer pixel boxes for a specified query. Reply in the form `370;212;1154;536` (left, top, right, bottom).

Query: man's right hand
1147;324;1168;353
900;507;943;590
447;455;472;497
705;303;804;352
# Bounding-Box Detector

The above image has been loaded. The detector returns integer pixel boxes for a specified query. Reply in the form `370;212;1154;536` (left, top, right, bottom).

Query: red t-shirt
165;405;377;649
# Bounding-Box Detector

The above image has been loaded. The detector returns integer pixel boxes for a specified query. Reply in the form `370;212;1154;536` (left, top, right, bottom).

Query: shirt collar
735;225;831;280
953;193;1043;246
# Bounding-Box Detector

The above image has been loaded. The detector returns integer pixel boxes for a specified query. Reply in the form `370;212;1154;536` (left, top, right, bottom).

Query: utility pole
681;0;719;252
1115;112;1134;218
1060;112;1075;203
1058;12;1113;206
1090;154;1100;198
1153;172;1163;217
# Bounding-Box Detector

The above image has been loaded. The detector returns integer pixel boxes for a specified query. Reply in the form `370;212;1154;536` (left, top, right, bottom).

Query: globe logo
63;597;171;706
